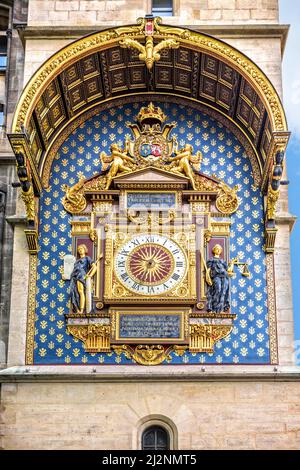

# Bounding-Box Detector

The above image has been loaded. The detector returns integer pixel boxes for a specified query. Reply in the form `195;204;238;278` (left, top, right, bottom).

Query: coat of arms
125;102;178;162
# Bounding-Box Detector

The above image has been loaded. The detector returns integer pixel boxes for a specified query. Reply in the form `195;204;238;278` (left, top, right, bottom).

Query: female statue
70;244;97;314
205;244;234;314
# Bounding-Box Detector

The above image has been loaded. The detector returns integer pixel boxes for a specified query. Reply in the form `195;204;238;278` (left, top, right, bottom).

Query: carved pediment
112;166;190;189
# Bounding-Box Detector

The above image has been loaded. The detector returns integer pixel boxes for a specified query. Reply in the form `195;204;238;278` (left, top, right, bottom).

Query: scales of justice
62;102;249;366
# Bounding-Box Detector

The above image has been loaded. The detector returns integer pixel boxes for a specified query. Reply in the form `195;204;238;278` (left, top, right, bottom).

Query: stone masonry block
250;9;278;20
55;0;79;10
207;0;235;8
262;0;278;8
29;0;55;11
200;9;222;20
237;0;260;8
222;9;251;20
80;0;105;10
48;10;69;21
106;1;126;11
69;10;97;25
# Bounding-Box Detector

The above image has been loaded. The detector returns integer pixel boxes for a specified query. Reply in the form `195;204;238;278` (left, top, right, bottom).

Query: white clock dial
114;234;187;296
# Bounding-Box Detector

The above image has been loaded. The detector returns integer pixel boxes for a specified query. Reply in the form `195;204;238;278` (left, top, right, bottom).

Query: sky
279;1;300;362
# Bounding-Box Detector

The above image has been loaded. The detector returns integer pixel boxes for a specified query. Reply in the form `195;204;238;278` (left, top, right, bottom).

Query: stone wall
27;0;279;26
1;377;300;449
0;1;28;368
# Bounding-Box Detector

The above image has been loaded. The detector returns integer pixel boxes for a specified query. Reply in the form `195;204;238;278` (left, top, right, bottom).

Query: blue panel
34;102;270;365
127;192;176;210
119;314;181;339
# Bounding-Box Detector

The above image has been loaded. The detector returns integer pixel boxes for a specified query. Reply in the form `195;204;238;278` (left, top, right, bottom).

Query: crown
137;102;167;125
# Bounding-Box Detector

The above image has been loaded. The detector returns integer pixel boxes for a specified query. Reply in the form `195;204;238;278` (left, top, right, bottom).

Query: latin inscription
119;314;181;339
127;192;176;210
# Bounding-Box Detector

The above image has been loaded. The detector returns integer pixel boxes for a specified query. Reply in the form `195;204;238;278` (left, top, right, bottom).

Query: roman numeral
172;273;180;281
172;249;180;255
147;286;155;294
145;236;155;243
120;250;130;256
121;273;129;282
132;282;141;291
132;239;140;246
176;261;184;268
117;261;125;268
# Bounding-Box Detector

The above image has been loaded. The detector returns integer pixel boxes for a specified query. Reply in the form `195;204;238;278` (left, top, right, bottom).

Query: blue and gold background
34;101;270;365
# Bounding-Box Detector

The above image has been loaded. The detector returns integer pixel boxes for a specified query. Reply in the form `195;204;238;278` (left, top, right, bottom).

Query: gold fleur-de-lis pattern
35;102;270;365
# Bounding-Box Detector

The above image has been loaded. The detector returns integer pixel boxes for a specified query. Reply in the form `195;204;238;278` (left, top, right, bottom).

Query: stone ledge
19;24;289;53
1;365;300;383
5;215;27;226
276;214;297;232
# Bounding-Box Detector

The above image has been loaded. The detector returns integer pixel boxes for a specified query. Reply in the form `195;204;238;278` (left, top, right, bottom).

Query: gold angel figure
168;144;202;190
100;143;135;190
119;35;179;70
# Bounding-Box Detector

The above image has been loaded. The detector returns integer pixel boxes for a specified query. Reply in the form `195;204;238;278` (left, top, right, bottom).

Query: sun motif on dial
114;234;187;296
128;244;174;286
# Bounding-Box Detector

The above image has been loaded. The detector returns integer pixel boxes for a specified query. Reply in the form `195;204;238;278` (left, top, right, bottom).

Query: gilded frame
110;308;190;344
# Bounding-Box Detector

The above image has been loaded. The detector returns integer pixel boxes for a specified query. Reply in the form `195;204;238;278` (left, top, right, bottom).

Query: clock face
114;234;187;296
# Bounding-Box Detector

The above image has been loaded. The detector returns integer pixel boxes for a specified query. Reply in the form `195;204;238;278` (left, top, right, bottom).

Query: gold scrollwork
112;285;126;298
193;174;218;192
25;254;38;364
89;229;97;243
189;324;232;353
62;178;87;214
20;184;36;222
266;253;278;364
127;209;176;226
112;344;171;365
67;324;110;352
266;186;280;220
216;181;239;215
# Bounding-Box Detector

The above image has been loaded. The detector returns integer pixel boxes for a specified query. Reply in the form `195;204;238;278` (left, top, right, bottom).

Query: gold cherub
168;144;202;190
100;143;135;190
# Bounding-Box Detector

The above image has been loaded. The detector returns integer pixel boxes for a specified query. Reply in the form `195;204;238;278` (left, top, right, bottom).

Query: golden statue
169;144;202;190
119;35;179;70
62;177;87;213
69;244;98;314
100;143;135;190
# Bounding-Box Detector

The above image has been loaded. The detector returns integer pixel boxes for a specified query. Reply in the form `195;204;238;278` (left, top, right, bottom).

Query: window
152;0;173;17
0;104;3;126
142;426;170;450
0;37;7;71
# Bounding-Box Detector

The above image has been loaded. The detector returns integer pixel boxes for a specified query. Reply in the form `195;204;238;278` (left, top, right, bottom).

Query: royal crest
125;102;177;163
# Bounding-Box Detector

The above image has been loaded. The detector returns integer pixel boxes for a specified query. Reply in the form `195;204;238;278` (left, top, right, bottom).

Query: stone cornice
1;365;300;383
19;24;289;55
276;214;297;232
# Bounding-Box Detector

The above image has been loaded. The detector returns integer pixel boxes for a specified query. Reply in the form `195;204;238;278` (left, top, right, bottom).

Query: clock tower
0;0;299;451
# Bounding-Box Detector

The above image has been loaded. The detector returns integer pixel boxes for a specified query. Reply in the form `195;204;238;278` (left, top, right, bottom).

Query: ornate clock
104;230;196;303
114;234;187;296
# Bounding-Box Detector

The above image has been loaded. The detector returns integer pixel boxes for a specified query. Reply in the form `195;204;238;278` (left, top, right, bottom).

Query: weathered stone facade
1;367;300;450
